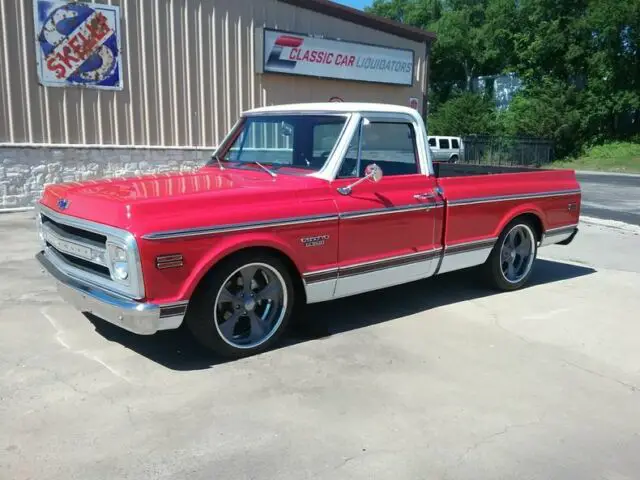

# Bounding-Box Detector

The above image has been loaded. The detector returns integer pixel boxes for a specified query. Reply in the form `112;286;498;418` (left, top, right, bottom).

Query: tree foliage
367;0;640;157
428;92;497;136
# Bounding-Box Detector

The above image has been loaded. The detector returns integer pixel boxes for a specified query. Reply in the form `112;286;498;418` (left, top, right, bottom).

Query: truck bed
433;162;547;178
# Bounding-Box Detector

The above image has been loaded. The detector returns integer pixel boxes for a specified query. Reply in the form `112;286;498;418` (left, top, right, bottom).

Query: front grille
50;246;111;278
38;205;144;300
40;212;109;279
42;214;107;246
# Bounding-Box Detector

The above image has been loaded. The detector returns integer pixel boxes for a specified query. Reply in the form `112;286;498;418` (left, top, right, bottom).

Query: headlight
107;243;130;283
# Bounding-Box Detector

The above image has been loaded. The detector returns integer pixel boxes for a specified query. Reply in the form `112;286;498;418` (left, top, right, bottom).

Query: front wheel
483;218;538;291
185;252;295;358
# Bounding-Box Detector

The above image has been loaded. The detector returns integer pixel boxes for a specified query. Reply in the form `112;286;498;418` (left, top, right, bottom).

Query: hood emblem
57;198;70;210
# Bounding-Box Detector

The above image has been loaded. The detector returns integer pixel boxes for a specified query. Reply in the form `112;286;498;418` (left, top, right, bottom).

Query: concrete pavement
1;212;639;480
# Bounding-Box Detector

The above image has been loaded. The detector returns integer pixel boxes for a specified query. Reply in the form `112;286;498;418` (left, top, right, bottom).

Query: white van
427;136;464;163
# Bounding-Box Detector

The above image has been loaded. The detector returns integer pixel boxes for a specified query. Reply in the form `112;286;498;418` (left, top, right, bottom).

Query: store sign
261;29;414;86
33;1;123;90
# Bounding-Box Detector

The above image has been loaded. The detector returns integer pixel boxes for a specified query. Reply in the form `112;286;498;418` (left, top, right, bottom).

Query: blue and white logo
33;1;122;90
57;198;70;210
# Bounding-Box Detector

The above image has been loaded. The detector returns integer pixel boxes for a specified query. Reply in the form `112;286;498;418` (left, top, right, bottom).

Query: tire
483;217;538;291
450;155;459;163
185;251;296;358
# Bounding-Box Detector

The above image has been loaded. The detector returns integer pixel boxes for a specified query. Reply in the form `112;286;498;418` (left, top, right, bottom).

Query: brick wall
0;147;211;210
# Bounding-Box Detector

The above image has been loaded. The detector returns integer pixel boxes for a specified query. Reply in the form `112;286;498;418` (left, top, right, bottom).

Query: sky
333;0;372;10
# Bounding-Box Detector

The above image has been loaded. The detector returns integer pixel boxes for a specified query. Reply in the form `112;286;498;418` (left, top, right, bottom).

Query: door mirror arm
337;163;383;195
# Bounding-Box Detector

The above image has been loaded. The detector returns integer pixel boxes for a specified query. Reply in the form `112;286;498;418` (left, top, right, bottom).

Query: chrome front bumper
37;251;187;335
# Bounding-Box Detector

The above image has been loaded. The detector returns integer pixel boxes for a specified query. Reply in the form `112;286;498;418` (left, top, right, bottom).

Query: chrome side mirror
337;163;383;195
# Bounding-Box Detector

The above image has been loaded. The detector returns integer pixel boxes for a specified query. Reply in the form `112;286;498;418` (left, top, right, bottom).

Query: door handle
414;193;436;201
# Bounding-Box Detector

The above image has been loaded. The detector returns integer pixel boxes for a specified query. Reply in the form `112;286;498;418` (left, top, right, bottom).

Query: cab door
332;116;442;298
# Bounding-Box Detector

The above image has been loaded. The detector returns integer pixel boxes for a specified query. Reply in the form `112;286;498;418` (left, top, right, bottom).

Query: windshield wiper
211;153;225;170
249;161;277;178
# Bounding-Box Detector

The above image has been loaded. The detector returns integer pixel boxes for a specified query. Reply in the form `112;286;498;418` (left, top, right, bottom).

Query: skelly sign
33;1;123;90
258;28;415;86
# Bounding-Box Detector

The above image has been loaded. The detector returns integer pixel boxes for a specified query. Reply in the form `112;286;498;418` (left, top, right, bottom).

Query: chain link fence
461;135;555;167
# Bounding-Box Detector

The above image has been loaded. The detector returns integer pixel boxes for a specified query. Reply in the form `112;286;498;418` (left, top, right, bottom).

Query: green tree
428;91;498;135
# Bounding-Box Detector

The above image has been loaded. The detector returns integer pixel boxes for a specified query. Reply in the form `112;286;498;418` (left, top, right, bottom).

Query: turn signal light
156;254;184;270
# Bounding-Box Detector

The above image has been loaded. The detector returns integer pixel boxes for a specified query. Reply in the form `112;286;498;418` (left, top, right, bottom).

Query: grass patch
552;142;640;173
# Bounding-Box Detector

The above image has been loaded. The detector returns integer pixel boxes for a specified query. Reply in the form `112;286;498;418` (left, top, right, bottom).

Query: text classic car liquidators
36;103;581;359
260;29;414;85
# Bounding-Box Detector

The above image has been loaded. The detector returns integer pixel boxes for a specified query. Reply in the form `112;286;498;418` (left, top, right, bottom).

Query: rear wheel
483;218;538;291
185;252;295;358
450;155;459;163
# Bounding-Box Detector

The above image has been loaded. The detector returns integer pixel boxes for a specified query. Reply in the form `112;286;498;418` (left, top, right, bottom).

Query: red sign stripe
274;35;304;47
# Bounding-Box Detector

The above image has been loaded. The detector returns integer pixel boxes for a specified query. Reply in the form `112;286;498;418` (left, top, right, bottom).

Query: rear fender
177;233;303;299
493;202;548;241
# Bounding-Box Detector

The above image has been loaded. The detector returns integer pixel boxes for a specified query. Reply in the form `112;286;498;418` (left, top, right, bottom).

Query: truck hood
39;166;328;235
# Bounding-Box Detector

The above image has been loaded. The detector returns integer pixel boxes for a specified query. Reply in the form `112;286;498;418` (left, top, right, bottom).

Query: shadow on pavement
88;258;595;371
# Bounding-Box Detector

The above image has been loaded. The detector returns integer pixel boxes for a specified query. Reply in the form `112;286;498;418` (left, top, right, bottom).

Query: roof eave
277;0;437;43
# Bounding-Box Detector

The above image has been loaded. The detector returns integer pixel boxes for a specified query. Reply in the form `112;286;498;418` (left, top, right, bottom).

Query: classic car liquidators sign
33;1;122;90
261;29;414;86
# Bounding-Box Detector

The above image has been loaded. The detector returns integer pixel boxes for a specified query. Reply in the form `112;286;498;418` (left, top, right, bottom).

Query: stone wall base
0;146;211;209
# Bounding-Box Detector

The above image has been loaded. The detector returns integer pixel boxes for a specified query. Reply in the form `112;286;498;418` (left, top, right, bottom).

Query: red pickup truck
36;103;581;358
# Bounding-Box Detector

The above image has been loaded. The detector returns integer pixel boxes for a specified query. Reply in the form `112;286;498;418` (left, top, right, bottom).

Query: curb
576;170;640;178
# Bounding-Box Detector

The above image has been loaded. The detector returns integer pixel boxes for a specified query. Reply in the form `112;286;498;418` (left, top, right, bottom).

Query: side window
451;138;460;149
338;121;419;178
428;137;436;147
439;138;450;149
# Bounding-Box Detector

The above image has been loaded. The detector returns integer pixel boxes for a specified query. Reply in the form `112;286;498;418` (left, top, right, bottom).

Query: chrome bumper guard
37;251;187;335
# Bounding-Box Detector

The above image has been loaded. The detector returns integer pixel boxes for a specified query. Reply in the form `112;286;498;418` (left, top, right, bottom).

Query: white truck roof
244;102;421;117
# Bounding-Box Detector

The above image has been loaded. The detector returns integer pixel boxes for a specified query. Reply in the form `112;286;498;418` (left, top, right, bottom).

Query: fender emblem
57;198;70;210
301;235;329;247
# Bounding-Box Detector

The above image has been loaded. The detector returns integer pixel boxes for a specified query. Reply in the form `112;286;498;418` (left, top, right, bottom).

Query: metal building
0;0;435;210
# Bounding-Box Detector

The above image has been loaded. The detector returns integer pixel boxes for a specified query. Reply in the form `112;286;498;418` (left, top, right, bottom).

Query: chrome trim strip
448;189;581;207
143;201;447;240
545;223;579;234
303;268;339;284
339;203;444;220
304;237;501;285
338;249;439;278
444;237;497;255
304;249;441;285
142;214;340;241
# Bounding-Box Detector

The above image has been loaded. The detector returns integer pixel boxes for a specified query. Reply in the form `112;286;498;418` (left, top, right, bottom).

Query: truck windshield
215;114;348;173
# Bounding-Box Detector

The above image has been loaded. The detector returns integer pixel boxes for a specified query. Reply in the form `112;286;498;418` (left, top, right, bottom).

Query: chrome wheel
213;262;287;349
499;224;536;284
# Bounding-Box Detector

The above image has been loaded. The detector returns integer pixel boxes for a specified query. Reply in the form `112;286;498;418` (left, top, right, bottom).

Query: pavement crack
444;421;539;479
563;360;638;393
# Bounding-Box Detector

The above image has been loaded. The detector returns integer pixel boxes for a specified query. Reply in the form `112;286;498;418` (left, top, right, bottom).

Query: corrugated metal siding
0;0;427;148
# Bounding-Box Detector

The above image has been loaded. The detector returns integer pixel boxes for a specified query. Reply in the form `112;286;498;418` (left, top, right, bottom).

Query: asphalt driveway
577;172;640;226
1;211;639;480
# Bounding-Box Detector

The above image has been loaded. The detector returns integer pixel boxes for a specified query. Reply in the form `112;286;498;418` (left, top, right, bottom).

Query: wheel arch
182;240;307;306
495;206;547;243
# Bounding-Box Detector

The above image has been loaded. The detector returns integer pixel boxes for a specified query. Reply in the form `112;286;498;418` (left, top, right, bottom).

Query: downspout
421;39;432;121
